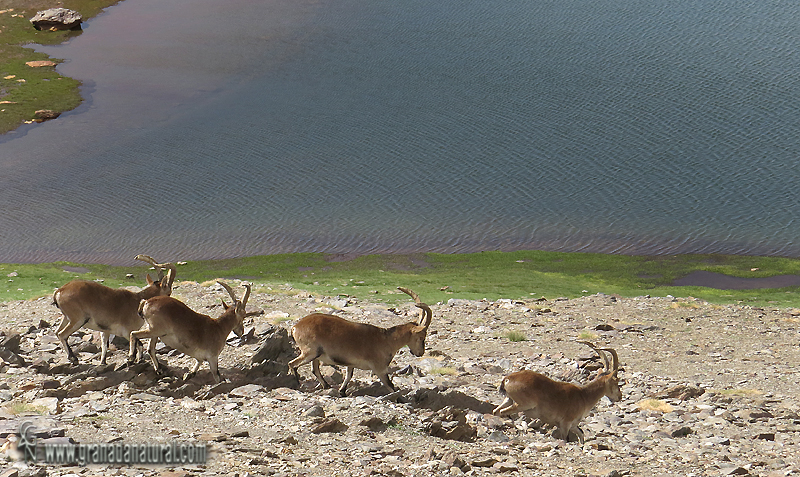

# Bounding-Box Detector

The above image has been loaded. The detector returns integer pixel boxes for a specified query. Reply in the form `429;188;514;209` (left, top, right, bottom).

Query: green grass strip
2;251;800;307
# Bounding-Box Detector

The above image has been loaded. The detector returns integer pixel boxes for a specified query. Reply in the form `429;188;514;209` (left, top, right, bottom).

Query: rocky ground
1;280;799;477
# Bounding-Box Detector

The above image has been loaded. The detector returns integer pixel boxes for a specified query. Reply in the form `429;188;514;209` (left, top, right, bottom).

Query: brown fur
53;258;175;365
288;287;432;395
493;345;622;443
130;282;250;382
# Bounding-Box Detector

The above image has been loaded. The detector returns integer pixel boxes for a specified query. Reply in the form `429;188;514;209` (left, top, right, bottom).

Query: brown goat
289;287;432;395
493;342;623;443
53;255;176;364
131;281;250;382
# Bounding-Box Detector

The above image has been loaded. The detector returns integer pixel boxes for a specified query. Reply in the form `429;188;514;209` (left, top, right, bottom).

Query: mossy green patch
0;0;121;135
3;251;800;308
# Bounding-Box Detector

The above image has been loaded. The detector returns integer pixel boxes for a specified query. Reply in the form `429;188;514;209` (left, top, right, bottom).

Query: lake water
1;0;800;264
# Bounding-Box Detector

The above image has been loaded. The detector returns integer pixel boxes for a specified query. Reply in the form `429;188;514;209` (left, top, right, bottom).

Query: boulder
249;327;291;364
30;8;82;31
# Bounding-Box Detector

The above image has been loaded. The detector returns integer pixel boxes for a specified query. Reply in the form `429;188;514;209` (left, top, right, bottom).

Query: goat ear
145;274;154;285
221;299;230;311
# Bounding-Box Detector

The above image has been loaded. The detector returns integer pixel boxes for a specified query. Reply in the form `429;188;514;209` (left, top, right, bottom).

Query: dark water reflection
1;0;800;265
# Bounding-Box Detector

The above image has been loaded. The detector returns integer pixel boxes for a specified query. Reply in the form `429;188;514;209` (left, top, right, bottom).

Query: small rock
471;457;499;468
720;465;750;476
199;432;227;442
670;426;693;438
181;399;205;411
482;414;505;429
487;430;509;442
310;418;348;434
229;384;264;398
749;410;774;420
278;435;298;445
360;416;391;431
662;384;705;400
425;407;477;442
1;334;22;353
0;348;26;367
492;461;518;472
302;404;326;418
30;358;51;374
33;110;61;122
704;436;731;446
31;397;61;414
441;451;467;471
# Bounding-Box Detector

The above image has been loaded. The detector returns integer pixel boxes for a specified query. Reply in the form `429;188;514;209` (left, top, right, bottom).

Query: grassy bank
0;0;120;135
2;251;800;307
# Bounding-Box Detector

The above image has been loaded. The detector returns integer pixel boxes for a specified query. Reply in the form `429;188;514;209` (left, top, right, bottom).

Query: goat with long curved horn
289;287;433;395
53;255;176;365
131;281;251;382
493;342;623;443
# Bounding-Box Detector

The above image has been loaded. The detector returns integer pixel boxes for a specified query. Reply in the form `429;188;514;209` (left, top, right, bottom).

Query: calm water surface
1;0;799;264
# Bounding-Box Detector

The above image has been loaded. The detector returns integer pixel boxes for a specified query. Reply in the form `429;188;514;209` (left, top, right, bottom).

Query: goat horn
397;287;432;328
135;254;165;281
601;347;620;374
578;341;610;372
217;281;238;303
397;287;421;303
162;263;177;289
241;283;251;307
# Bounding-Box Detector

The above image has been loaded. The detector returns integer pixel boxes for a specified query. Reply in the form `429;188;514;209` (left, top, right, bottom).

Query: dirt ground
1;281;799;476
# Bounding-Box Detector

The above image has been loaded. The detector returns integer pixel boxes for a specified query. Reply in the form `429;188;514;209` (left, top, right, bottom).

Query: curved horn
135;254;165;281
398;286;421;304
398;287;432;328
600;347;620;375
217;281;238;303
240;283;251;308
578;341;610;372
161;263;177;290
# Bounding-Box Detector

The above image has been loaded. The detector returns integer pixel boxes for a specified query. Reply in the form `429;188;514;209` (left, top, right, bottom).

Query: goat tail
498;377;508;396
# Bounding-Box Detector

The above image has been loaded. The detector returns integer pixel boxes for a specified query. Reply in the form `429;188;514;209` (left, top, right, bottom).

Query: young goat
493;342;623;443
53;255;176;365
289;287;432;395
131;281;250;382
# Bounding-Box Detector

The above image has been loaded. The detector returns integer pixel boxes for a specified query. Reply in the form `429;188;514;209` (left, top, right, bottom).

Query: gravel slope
1;280;798;476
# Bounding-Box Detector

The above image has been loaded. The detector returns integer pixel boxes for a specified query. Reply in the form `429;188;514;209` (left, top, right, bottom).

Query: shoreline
0;0;122;135
3;250;800;308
